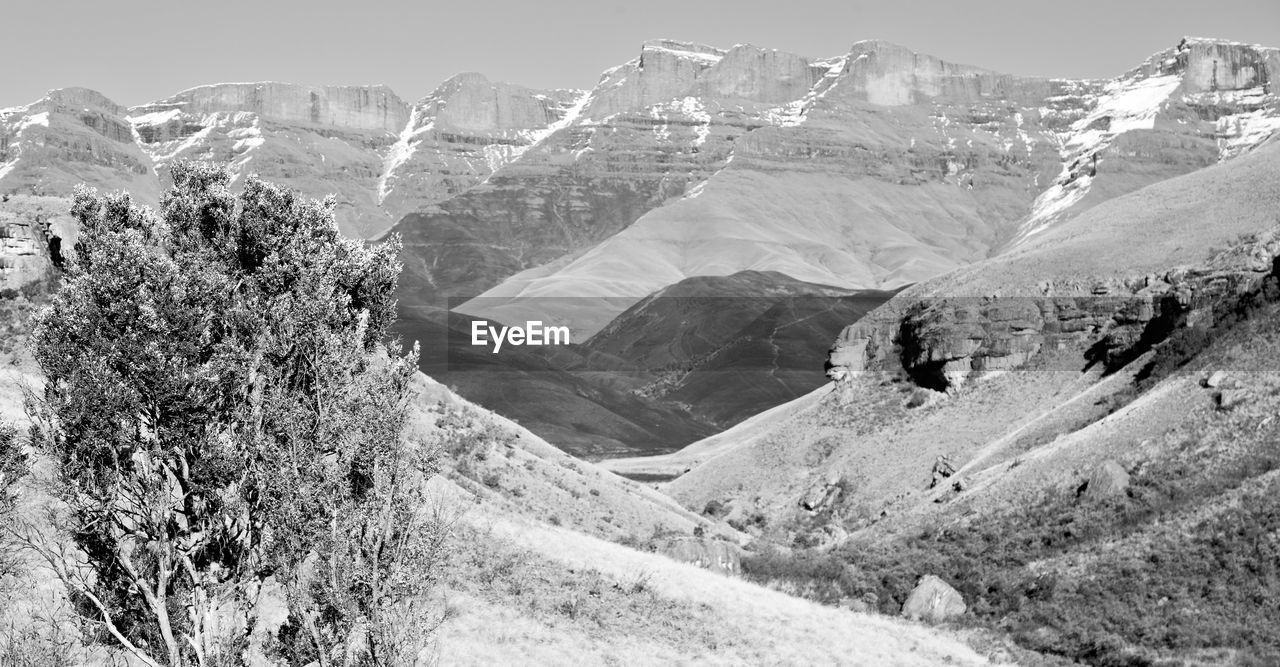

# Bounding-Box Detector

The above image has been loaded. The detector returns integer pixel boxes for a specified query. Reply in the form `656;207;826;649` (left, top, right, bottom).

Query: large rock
1204;370;1230;388
901;575;966;623
1216;389;1248;412
1083;460;1130;500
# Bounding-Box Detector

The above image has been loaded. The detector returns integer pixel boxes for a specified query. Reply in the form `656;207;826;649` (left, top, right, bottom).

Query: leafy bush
0;422;26;585
25;163;436;666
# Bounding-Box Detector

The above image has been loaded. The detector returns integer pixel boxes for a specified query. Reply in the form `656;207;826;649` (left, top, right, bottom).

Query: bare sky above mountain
3;0;1278;109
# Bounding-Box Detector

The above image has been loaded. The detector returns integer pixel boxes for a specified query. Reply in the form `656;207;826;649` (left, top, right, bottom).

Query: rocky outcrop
1161;38;1280;94
1203;370;1230;388
799;471;845;512
1082;460;1130;500
0;195;77;290
659;537;743;575
1215;389;1248;411
829;233;1280;389
0;205;51;288
901;575;966;623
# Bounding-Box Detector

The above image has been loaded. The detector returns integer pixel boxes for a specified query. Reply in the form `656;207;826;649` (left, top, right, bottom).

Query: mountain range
2;35;1278;458
4;31;1280;664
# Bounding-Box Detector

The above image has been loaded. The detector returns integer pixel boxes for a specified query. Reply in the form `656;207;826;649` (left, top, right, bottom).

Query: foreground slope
426;475;999;666
0;304;997;666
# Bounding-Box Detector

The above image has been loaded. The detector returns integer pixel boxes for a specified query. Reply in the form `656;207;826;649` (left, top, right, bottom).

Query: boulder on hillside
1215;389;1248;411
928;455;957;489
1081;460;1130;500
798;473;845;512
799;483;829;511
659;538;744;576
901;575;966;623
1203;370;1229;388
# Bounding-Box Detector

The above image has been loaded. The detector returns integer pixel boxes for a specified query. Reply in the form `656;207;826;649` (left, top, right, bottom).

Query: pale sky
3;0;1279;110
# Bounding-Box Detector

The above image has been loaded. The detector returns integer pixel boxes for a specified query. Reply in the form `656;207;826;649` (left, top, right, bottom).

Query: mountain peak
14;87;126;116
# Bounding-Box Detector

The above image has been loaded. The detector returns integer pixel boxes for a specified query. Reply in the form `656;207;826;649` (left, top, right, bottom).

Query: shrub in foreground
24;162;435;666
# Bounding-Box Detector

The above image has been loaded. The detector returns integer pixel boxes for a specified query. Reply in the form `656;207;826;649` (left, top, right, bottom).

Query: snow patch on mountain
763;56;848;127
1201;86;1280;159
379;106;426;203
1218;108;1280;157
521;89;592;153
0;108;49;182
226;119;265;182
678;97;711;146
650;104;671;143
642;39;726;65
1017;73;1181;242
126;108;183;126
20;112;49;129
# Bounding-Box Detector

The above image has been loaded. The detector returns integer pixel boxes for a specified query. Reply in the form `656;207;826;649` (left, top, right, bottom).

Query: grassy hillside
736;237;1280;665
423;474;999;666
0;283;995;665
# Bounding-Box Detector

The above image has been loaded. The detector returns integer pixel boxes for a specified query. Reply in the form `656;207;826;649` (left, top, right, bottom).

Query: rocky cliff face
0;195;77;290
155;83;409;131
827;140;1280;390
838;40;1052;107
377;74;583;228
829;267;1272;391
